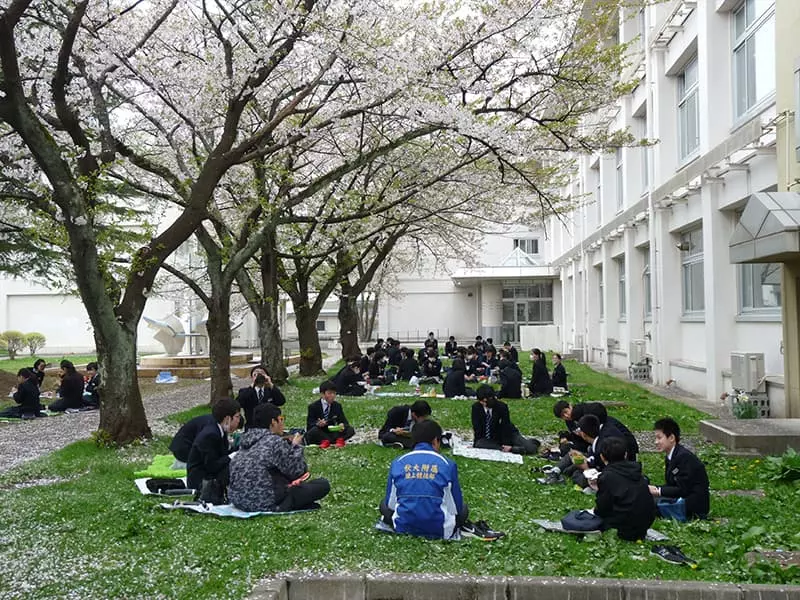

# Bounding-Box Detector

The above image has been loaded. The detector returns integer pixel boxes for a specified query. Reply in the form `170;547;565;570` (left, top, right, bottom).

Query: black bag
561;509;603;532
145;478;187;494
198;478;226;505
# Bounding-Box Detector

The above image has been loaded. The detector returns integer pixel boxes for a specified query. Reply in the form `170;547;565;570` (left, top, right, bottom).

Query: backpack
145;478;187;494
561;509;603;532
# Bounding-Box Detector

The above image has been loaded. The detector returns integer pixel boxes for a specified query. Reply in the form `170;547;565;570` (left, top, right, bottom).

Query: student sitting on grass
444;336;458;358
228;403;330;513
423;332;438;353
305;380;356;447
553;401;638;460
379;419;504;541
186;397;241;495
464;347;481;382
333;358;367;396
471;385;539;455
648;417;710;521
502;341;519;364
170;413;216;464
592;437;655;541
83;362;100;408
420;349;443;382
31;359;46;387
359;348;374;375
497;359;522;399
48;360;86;412
397;347;419;381
368;351;393;385
551;353;568;390
442;358;476;398
0;368;43;420
528;348;553;397
379;400;433;449
480;347;498;378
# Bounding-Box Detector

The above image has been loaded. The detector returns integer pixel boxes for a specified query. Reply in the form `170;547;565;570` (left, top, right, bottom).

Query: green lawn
0;357;798;599
0;354;99;373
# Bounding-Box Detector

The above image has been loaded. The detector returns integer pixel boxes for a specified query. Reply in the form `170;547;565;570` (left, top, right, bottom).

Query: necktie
257;388;264;403
323;402;329;420
485;409;492;439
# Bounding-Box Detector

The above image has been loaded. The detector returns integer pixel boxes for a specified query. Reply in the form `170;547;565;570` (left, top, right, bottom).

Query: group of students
0;359;100;420
542;400;710;540
329;333;568;401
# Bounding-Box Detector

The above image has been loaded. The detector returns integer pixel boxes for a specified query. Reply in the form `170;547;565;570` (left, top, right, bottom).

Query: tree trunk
338;281;360;359
96;326;151;444
259;239;289;383
359;290;380;341
206;296;233;404
295;304;325;376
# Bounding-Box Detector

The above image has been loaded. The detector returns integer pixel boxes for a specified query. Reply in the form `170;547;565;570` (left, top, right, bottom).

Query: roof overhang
729;192;800;264
451;265;557;286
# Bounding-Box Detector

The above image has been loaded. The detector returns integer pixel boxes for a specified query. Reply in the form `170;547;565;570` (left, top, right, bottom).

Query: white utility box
730;352;766;393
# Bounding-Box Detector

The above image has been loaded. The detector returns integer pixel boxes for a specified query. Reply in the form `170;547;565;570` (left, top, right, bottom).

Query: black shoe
651;545;696;566
460;520;505;541
536;472;565;485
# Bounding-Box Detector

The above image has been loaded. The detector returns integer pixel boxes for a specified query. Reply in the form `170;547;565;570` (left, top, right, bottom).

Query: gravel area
0;380;209;475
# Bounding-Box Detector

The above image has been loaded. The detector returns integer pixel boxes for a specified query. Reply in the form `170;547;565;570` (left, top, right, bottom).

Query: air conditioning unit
730;352;765;393
629;340;647;365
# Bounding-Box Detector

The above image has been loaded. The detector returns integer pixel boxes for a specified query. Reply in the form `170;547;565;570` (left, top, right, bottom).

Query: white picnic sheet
159;501;316;518
450;435;524;465
532;519;668;541
134;477;192;496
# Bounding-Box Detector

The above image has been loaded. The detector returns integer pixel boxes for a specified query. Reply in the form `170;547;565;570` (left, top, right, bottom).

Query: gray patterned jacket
228;429;307;512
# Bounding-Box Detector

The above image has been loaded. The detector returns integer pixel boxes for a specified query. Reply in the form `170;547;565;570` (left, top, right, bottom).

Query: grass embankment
0;357;797;600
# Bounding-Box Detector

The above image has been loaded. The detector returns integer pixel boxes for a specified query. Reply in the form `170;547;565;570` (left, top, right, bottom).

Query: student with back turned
378;400;432;449
186;397;241;494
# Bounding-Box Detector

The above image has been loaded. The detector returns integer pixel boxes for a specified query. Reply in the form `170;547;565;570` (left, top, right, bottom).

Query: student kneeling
229;403;330;512
472;385;539;455
186;397;241;498
380;419;503;540
592;437;655;541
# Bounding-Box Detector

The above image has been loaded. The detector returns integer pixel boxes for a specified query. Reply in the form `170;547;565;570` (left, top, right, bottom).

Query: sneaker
319;439;331;449
460;520;505;541
536;472;565;485
651;545;696;566
335;437;346;448
382;442;405;449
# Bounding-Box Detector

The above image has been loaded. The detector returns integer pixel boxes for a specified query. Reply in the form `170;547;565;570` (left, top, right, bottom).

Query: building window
733;0;775;119
513;238;539;255
678;57;700;161
597;267;604;319
501;282;554;342
316;320;326;332
615;148;624;212
617;257;626;319
739;263;781;312
681;228;705;314
643;248;652;317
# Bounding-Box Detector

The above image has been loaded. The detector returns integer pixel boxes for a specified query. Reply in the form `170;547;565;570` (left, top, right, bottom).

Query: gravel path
0;381;210;475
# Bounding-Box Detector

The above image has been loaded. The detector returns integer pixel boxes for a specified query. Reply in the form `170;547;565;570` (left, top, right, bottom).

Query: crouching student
649;418;710;521
378;400;432;449
379;419;504;541
592;437;655;541
305;380;355;447
186;397;241;496
472;385;539;455
170;413;216;465
228;403;330;512
0;368;43;419
333;359;367;397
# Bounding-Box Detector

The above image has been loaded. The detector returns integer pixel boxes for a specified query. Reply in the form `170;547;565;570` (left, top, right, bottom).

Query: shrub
24;332;47;356
0;330;26;360
763;448;800;483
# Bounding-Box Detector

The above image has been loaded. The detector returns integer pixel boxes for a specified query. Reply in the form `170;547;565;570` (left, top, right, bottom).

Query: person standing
236;365;286;430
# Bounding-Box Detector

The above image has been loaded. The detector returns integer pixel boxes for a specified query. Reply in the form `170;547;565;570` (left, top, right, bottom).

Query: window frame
738;262;782;314
597;267;605;320
616;257;627;320
732;0;776;120
680;228;705;315
500;280;555;342
677;56;700;162
512;238;540;255
642;248;652;318
315;320;326;332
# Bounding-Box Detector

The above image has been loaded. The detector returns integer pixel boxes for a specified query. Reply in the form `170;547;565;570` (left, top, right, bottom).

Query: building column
559;267;570;353
652;206;681;385
480;281;502;342
585;250;601;363
782;261;800;418
624;227;643;349
600;242;612;366
702;178;737;402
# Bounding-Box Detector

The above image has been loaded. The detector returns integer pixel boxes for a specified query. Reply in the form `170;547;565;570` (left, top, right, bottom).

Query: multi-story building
551;0;791;413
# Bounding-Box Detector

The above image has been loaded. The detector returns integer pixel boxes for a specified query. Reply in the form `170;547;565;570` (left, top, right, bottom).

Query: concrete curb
247;574;800;600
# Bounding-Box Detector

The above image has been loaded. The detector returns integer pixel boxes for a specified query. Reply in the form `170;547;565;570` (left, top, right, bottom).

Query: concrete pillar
652;206;681;385
702;179;737;402
560;268;570;353
782;261;800;418
586;251;601;363
625;228;643;347
600;242;613;366
480;282;502;342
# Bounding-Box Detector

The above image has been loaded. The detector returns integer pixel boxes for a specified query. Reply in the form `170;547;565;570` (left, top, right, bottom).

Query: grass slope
0;358;798;600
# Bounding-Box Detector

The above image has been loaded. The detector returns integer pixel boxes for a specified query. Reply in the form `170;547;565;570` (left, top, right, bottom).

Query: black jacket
333;366;365;396
552;363;568;389
606;415;639;460
444;340;458;356
398;357;419;381
186;423;230;491
529;358;552;395
497;364;522;399
14;378;41;414
306;399;350;431
586;423;625;470
421;357;442;377
84;374;100;406
387;346;402;366
379;405;412;437
170;414;216;463
359;355;371;374
443;367;468;398
660;444;710;519
595;460;655;541
471;401;518;445
236;385;286;430
58;372;85;409
507;346;519;363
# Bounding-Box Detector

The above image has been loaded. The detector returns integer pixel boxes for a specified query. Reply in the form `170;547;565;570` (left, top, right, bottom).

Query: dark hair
428;331;434;336
427;348;437;357
486;338;493;344
373;350;386;361
212;397;241;423
475;335;482;340
366;347;375;356
485;347;494;355
600;437;627;462
503;341;511;347
532;348;541;357
250;364;268;376
466;345;476;354
319;380;337;394
60;360;76;374
400;347;411;357
252;403;281;429
410;400;432;417
497;359;509;370
451;358;466;371
17;368;33;378
347;357;361;368
86;362;98;371
577;414;600;438
476;384;496;401
553;400;571;419
449;336;455;341
654;417;680;443
554;353;562;360
412;419;443;446
33;359;46;369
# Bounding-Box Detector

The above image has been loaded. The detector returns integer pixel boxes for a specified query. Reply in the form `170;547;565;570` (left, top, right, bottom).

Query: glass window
500;281;554;341
617;257;626;319
739;263;781;311
681;228;705;313
513;238;539;254
316;320;326;331
678;57;700;160
733;0;775;118
597;267;604;319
